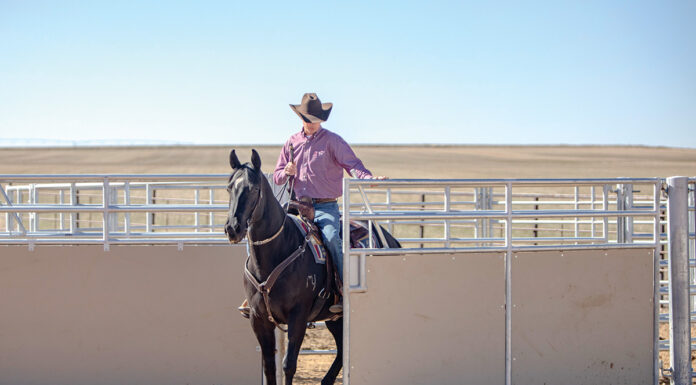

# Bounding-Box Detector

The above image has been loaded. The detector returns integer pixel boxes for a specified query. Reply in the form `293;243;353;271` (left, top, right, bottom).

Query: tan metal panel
0;244;260;385
348;252;506;385
511;248;654;385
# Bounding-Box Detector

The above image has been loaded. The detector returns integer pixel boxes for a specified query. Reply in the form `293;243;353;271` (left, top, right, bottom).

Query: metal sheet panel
348;252;506;385
511;248;654;385
0;244;260;385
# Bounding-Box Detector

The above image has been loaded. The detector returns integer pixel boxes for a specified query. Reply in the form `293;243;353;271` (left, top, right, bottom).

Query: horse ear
251;149;261;170
229;149;241;169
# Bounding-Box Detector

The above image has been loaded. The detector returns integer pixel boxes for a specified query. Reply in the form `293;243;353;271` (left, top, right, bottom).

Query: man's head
290;93;332;123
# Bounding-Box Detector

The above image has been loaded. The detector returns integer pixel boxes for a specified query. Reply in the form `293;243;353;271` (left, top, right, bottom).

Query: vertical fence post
194;189;200;232
667;176;691;385
29;184;37;232
590;186;596;238
386;187;393;233
505;182;512;385
209;189;215;232
59;189;65;230
342;177;352;385
603;184;609;243
70;183;77;234
146;184;153;233
124;182;131;236
102;177;110;251
274;329;285;384
654;180;662;385
444;186;451;248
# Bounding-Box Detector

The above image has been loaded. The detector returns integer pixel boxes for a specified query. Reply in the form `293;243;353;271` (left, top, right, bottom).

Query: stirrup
238;299;250;319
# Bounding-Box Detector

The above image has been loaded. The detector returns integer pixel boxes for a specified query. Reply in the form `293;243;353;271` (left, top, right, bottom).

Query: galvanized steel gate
341;176;695;385
0;175;694;384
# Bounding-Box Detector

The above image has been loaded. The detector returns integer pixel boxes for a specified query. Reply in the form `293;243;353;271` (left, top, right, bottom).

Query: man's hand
284;162;297;176
374;176;388;180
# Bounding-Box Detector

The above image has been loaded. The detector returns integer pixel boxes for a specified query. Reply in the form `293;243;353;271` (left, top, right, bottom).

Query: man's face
302;121;321;135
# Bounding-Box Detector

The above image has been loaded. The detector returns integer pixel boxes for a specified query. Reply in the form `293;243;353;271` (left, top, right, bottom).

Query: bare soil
0;145;694;178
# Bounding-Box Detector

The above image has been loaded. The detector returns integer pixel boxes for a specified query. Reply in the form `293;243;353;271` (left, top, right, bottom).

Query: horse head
224;149;263;243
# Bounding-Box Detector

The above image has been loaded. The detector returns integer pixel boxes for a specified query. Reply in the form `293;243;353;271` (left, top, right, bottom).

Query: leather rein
242;180;310;331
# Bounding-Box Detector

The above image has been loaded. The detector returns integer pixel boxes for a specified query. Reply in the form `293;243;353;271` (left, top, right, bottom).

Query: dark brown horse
224;149;399;385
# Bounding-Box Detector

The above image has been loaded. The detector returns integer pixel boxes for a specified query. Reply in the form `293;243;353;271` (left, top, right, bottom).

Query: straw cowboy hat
289;93;333;123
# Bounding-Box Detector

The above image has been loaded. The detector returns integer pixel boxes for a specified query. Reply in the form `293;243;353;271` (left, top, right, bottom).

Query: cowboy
274;93;386;313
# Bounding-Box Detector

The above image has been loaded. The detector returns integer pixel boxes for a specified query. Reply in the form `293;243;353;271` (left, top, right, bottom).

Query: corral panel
511;248;654;385
0;244;259;385
348;252;506;385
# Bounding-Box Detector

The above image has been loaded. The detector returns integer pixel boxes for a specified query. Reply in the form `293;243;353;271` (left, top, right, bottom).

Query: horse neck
247;177;297;274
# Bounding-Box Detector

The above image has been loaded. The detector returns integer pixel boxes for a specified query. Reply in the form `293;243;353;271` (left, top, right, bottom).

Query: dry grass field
0;144;694;178
1;144;694;384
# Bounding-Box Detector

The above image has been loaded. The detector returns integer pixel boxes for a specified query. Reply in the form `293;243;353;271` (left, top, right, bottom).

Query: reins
243;174;310;331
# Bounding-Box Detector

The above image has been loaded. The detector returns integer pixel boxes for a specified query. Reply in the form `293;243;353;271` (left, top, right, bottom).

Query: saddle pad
289;215;327;264
349;220;380;249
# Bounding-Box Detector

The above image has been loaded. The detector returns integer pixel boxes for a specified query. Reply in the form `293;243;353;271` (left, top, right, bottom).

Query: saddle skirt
288;214;378;265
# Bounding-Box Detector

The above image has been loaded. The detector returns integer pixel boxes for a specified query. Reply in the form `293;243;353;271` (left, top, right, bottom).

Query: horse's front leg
251;315;277;385
283;308;309;385
321;318;343;385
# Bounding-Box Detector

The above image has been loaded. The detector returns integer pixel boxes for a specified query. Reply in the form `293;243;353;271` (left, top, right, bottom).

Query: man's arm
330;135;374;179
273;141;291;185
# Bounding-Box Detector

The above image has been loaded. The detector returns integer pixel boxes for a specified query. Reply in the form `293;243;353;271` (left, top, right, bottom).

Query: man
274;93;386;313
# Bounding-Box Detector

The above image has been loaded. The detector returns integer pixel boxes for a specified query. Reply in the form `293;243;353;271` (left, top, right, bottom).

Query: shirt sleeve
273;140;291;185
330;134;374;179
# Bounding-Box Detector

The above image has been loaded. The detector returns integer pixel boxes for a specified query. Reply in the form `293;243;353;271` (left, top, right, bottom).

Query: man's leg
313;201;343;279
314;201;343;313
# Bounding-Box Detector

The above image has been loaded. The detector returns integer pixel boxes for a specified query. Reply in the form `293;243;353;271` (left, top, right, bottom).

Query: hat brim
289;102;333;123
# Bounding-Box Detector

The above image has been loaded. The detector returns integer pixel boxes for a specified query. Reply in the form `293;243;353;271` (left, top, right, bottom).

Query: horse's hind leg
252;317;277;385
321;318;343;385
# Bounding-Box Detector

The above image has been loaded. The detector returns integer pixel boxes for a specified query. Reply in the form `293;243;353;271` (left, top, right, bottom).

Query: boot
329;297;343;313
238;299;250;319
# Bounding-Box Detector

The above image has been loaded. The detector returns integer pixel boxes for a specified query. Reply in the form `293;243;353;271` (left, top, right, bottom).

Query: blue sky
1;1;694;147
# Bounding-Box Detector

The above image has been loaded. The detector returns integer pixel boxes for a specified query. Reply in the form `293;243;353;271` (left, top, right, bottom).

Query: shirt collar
302;126;323;139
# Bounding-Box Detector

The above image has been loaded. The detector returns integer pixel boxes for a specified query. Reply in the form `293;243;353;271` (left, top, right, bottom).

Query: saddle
287;198;315;221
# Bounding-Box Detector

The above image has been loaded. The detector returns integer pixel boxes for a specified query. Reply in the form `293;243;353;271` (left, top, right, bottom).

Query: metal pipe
102;177;110;251
347;209;657;221
70;183;77;234
347;243;655;256
505;182;512;385
346;177;659;187
342;178;352;385
667;176;692;384
653;181;662;385
124;182;131;236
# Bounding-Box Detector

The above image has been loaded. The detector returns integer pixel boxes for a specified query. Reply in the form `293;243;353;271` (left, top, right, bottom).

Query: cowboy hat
289;93;333;123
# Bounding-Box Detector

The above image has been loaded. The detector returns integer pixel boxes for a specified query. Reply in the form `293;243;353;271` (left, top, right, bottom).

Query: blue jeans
313;201;343;280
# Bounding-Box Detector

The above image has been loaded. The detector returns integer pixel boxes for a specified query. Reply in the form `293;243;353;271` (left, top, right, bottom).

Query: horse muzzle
224;220;245;244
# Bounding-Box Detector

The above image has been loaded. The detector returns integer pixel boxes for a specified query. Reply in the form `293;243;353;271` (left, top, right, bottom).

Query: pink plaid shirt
273;128;373;199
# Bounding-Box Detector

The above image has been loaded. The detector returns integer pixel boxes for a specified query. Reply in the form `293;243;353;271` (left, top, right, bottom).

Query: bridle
234;172;285;246
236;170;310;331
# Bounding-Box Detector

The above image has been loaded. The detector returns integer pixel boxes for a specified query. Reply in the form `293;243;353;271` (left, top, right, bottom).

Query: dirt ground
1;144;694;384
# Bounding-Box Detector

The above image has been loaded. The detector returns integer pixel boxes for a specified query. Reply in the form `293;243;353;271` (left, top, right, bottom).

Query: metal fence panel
346;252;506;385
511;248;654;385
0;244;260;385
